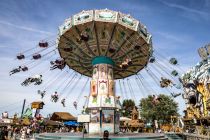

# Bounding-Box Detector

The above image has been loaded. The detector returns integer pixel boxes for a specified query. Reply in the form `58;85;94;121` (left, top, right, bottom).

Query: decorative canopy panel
57;9;153;79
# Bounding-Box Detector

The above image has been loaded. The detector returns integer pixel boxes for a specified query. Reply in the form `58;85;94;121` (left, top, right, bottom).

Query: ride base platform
35;132;168;140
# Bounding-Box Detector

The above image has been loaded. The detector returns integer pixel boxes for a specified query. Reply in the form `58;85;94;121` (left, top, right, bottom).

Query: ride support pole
83;123;85;138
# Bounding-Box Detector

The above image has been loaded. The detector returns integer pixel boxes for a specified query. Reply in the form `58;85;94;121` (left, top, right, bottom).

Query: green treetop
139;94;179;124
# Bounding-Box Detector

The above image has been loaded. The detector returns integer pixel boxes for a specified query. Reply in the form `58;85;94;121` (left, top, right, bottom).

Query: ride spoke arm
105;24;116;56
61;35;92;59
110;31;135;58
75;26;96;56
93;21;101;55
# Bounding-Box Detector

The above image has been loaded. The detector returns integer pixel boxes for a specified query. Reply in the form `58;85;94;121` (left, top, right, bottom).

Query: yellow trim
197;83;208;116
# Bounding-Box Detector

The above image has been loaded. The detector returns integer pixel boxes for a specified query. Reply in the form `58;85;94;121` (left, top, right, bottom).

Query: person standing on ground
26;127;31;138
100;130;111;140
2;127;8;140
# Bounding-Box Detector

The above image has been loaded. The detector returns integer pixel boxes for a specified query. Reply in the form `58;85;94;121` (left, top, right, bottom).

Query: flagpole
21;99;26;118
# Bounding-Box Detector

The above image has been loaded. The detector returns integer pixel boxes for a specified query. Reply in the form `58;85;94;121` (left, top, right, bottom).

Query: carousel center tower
88;56;120;133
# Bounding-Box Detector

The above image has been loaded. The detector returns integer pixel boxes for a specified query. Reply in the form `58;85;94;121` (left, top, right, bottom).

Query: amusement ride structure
9;9;188;134
181;44;210;134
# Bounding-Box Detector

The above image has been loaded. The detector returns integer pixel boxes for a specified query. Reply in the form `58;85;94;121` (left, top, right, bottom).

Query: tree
139;94;179;124
122;99;135;117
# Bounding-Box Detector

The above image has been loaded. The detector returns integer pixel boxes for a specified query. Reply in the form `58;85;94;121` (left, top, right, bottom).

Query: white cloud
0;20;53;35
160;0;210;18
0;45;7;48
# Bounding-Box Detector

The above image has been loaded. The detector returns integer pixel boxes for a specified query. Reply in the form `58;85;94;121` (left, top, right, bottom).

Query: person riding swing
73;101;77;109
50;59;66;70
61;98;66;107
160;77;173;88
38;90;46;99
120;58;132;69
152;95;162;105
21;75;42;86
51;91;59;102
9;66;22;76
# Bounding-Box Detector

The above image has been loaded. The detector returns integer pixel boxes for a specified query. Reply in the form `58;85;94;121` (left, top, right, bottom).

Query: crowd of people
0;125;82;140
0;126;34;140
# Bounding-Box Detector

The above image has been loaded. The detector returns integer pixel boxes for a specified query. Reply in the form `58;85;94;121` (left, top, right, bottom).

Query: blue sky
0;0;210;117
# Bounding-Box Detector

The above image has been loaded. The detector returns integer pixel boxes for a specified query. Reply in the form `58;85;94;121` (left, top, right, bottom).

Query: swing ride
11;9;185;134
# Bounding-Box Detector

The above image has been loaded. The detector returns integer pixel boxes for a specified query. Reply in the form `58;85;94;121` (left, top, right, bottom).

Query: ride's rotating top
57;9;153;79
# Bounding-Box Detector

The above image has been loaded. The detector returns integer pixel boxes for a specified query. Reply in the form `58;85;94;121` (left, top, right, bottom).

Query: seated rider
120;58;132;69
26;74;42;83
38;90;46;99
21;75;41;86
160;77;173;88
57;61;66;70
51;91;58;102
40;92;45;98
73;101;77;109
152;95;162;105
171;92;181;98
61;98;66;107
10;66;22;76
53;91;59;102
50;59;66;70
31;75;42;85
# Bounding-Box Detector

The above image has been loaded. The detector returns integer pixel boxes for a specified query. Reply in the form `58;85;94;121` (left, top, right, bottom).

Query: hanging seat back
17;54;25;60
39;41;48;48
33;53;41;60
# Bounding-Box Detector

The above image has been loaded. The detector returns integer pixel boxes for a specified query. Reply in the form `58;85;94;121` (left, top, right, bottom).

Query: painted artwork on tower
91;80;98;97
99;64;107;79
102;110;114;132
90;110;100;123
88;96;101;108
108;80;115;96
92;66;98;79
102;110;114;123
101;95;115;107
107;66;113;79
98;80;108;95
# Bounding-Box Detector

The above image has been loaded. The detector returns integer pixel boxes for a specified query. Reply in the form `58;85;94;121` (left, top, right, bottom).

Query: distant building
31;101;45;109
31;101;45;117
50;112;76;122
120;107;144;132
